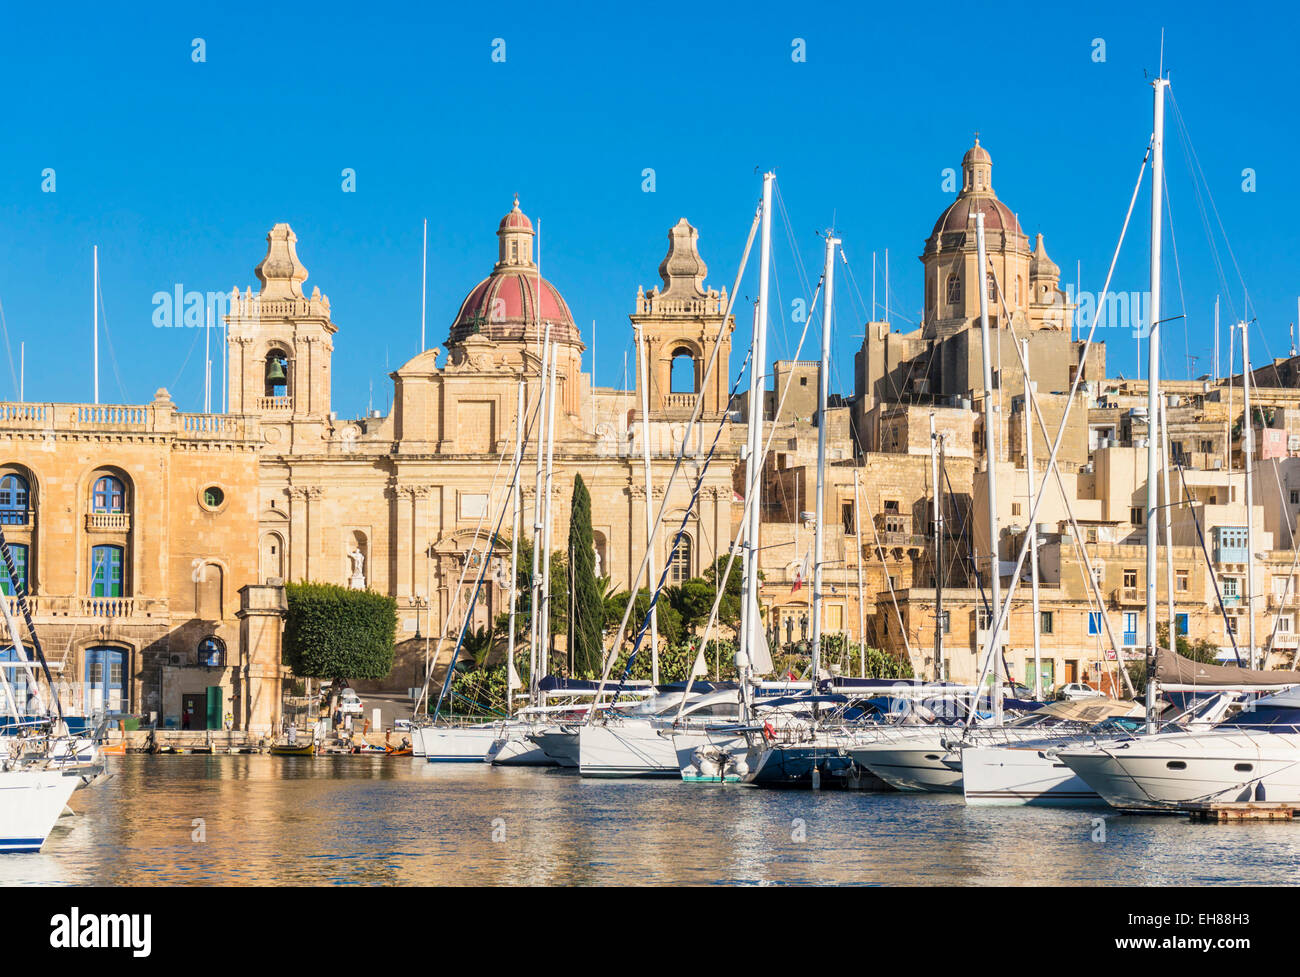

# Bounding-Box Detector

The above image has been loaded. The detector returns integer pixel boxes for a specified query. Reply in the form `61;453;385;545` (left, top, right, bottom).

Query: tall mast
420;218;428;352
740;172;774;713
540;329;559;677
528;325;553;694
506;380;525;714
92;245;99;405
853;468;867;678
811;231;838;686
1145;75;1168;728
1023;340;1042;700
1242;321;1258;667
974;212;1002;724
635;323;659;685
204;305;212;413
930;412;944;682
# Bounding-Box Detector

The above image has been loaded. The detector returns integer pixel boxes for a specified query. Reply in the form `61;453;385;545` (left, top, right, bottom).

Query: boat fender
731;757;749;779
811;766;821;790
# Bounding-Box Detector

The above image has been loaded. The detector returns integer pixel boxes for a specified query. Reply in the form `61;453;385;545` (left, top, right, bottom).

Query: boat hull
0;767;80;853
487;723;555;766
962;744;1101;806
1060;731;1300;811
528;727;579;767
579;722;678;777
422;726;499;763
750;742;891;790
852;736;963;793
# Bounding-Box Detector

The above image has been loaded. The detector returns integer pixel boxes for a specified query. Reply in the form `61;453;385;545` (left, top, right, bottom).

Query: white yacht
578;689;742;778
0;764;79;853
962;696;1232;807
1058;687;1300;811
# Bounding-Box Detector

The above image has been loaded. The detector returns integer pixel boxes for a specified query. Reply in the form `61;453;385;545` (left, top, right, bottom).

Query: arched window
0;543;27;596
670;347;696;394
260;532;285;582
945;273;962;305
264;351;289;397
91;475;125;513
668;534;692;583
90;544;124;597
0;473;29;525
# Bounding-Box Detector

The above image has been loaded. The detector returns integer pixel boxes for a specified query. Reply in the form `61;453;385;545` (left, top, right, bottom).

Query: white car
1058;682;1103;701
339;689;365;715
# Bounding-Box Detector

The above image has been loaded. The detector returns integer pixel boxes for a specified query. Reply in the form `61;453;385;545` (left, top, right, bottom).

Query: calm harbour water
4;755;1299;885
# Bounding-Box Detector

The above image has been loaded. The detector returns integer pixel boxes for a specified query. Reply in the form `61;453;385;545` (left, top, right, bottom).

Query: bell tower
630;218;733;419
226;223;337;450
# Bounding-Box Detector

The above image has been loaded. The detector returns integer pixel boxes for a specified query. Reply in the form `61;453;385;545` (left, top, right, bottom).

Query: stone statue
348;547;365;589
593;543;602;578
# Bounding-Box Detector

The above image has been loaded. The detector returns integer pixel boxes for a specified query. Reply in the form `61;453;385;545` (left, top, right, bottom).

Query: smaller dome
499;194;533;232
963;137;991;167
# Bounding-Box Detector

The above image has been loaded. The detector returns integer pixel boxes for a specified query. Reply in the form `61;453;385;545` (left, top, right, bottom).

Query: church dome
449;197;580;346
925;138;1025;251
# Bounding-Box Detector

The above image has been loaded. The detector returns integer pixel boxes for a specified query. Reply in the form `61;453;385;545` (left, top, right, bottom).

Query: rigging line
1168;90;1253;324
587;201;764;712
962;139;1154;722
673;280;828;714
95;272;129;403
0;296;19;399
988;274;1134;695
418;387;544;717
1160;161;1193;382
1172;458;1244;666
167;320;206;393
431;417;537;720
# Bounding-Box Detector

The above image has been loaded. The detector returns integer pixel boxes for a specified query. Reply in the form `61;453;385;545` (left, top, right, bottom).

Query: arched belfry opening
631;218;733;419
264;350;289;398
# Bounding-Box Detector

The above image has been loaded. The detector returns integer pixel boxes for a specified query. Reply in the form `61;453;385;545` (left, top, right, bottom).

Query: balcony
86;512;130;532
257;395;294;412
0;508;31;528
1269;593;1300;612
2;595;162;620
1110;587;1143;605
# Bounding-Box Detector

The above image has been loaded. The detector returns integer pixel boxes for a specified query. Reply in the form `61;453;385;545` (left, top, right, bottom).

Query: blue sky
1;1;1297;416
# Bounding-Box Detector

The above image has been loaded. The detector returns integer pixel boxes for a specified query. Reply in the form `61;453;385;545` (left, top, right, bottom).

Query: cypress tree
567;474;605;674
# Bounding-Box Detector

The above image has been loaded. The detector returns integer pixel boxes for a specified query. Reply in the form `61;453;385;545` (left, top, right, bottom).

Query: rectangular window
1040;611;1054;634
1176;570;1189;592
1123;568;1138;589
940;611;951;634
841;502;856;535
1222;577;1240;598
1279;616;1294;634
1011;502;1022;517
1176;612;1189;636
0;543;27;596
1292;490;1299;505
1130;506;1144;526
977;608;993;631
90;545;123;598
1088;612;1102;636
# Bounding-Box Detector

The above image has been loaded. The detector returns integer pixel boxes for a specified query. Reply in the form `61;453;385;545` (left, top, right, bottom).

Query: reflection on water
3;756;1298;885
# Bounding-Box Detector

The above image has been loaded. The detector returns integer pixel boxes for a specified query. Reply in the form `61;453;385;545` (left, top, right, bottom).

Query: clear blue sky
1;1;1296;416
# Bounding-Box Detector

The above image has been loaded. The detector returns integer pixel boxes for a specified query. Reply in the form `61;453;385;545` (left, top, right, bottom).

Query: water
5;755;1300;885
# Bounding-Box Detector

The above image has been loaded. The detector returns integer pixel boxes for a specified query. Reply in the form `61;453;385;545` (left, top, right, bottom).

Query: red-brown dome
448;197;581;346
450;270;578;345
929;195;1023;239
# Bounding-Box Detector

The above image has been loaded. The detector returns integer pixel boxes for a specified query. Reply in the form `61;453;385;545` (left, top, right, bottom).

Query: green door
205;686;223;730
1024;660;1055;697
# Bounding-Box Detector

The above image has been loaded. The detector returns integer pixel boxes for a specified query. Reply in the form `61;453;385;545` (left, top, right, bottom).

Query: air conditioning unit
169;654;182;666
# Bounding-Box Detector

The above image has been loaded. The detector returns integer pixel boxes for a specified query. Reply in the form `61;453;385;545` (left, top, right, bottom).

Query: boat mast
974;212;1002;724
1023;340;1042;700
853;467;867;678
92;244;99;405
635;323;659;685
1242;320;1258;667
540;329;559;678
740;172;774;716
529;324;553;694
811;231;838;687
506;380;525;715
1145;74;1168;729
930;412;944;682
